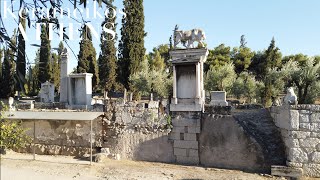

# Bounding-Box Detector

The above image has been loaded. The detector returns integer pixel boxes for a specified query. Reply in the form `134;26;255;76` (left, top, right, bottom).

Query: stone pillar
172;65;177;104
195;62;201;105
150;93;153;101
200;62;205;104
59;48;70;104
123;89;127;104
129;93;133;102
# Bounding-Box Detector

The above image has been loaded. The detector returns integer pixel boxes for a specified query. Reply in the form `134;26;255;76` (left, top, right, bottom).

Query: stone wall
270;105;320;177
15;118;102;156
101;100;174;163
199;114;266;173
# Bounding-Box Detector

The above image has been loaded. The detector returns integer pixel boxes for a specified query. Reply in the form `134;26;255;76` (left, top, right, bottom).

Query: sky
2;0;320;71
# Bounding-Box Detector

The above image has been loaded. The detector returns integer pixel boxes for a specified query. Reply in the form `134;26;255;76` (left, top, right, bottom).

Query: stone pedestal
169;48;208;165
169;112;201;165
210;91;228;106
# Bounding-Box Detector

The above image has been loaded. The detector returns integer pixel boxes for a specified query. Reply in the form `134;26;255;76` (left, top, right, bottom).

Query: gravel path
0;151;282;180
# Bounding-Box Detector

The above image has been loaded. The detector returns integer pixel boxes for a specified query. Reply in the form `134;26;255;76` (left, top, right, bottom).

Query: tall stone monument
169;27;208;165
59;48;70;103
58;48;93;110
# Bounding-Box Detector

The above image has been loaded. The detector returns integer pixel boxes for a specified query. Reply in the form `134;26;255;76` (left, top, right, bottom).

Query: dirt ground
0;151;315;180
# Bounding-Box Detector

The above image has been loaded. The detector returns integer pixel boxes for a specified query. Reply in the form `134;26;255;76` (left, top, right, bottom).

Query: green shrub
0;101;31;153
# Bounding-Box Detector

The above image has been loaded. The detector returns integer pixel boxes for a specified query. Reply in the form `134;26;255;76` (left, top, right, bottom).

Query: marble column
196;62;201;103
172;65;177;104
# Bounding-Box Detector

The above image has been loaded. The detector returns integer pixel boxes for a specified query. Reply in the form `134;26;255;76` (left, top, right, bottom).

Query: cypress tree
16;9;27;92
262;37;282;107
0;48;3;96
1;33;16;98
52;53;59;92
118;0;146;90
0;48;3;79
38;23;52;85
98;2;118;92
77;25;99;89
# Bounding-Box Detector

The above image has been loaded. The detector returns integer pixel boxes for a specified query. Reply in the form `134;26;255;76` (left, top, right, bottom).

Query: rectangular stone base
271;165;303;178
170;104;203;112
210;100;228;106
176;155;199;165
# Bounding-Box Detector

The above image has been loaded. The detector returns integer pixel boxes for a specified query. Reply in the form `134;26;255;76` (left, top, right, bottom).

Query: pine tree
16;9;27;92
118;0;146;90
98;2;118;92
232;36;254;74
38;23;52;85
1;33;16;98
77;24;99;89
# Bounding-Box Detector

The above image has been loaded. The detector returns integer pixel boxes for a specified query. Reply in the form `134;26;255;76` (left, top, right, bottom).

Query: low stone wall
101;100;174;162
16;102;66;110
270;105;320;177
14;118;102;157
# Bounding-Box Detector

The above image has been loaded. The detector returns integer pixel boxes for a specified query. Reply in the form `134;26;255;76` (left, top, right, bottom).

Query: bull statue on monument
173;25;206;49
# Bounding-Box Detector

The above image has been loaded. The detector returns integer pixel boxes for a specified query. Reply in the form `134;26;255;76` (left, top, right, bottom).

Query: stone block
172;118;200;127
172;127;186;133
174;148;187;156
299;138;320;148
287;161;303;168
316;144;320;151
170;132;182;140
188;149;198;157
290;110;299;130
210;91;228;107
271;165;303;178
94;153;108;163
46;145;62;155
121;112;132;124
311;113;320;123
176;155;199;165
300;123;320;132
300;113;310;123
288;148;308;163
184;133;197;141
289;131;310;139
284;137;299;148
311;152;320;163
188;126;201;133
173;140;198;149
101;148;110;154
302;163;320;177
311;132;320;138
275;109;290;130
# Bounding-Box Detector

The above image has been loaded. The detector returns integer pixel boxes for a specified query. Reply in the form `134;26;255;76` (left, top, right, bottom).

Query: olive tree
205;62;236;92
